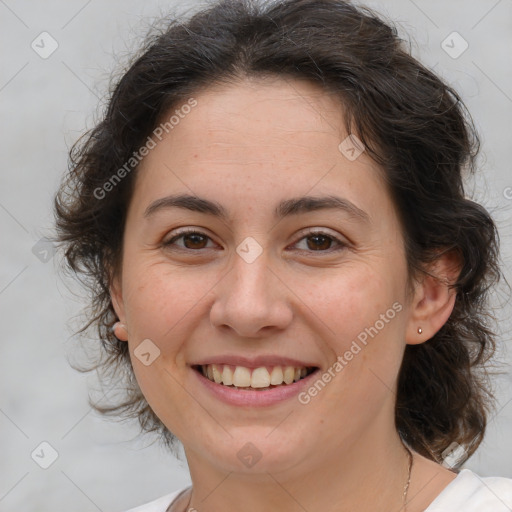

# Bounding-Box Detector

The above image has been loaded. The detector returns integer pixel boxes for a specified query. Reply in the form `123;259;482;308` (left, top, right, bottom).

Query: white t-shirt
123;469;512;511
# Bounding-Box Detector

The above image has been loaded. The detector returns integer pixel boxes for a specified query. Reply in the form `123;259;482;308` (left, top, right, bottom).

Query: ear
405;249;462;345
110;273;128;341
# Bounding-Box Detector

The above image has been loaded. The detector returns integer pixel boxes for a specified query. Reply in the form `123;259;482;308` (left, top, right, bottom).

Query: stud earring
417;327;423;334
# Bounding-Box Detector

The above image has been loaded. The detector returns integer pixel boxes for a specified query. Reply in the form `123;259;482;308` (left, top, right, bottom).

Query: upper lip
190;355;319;369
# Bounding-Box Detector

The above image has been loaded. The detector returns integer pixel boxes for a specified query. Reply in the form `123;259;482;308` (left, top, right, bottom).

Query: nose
209;249;293;338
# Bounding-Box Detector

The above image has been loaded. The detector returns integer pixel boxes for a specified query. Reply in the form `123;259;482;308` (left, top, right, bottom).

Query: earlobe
112;321;129;341
405;250;461;345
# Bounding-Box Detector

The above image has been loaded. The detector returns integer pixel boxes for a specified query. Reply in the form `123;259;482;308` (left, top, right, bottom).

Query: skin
111;75;460;512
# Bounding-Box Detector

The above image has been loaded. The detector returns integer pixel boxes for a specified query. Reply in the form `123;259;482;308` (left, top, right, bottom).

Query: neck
183;426;412;512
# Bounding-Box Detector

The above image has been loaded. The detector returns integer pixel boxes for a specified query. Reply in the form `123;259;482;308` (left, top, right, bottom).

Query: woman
54;0;512;510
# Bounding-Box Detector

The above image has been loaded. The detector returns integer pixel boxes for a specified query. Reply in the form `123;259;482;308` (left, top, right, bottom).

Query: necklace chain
175;446;414;512
403;444;414;509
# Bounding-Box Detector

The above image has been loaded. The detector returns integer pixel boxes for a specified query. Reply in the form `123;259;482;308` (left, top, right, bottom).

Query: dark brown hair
54;0;503;462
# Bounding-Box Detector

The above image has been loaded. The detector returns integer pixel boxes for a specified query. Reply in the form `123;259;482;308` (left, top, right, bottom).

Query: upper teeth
201;364;309;388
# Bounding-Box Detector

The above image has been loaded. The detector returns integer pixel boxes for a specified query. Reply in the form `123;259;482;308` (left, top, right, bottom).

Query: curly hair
54;0;503;462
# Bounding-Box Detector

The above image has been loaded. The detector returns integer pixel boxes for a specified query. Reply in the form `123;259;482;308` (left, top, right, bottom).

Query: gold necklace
403;444;414;509
176;447;414;512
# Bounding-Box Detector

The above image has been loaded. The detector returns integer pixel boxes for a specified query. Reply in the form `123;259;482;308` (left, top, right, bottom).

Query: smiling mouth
193;364;318;390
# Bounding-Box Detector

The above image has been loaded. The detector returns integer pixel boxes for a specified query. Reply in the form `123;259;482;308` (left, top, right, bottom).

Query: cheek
307;271;405;430
302;262;403;346
123;261;213;345
300;262;406;397
122;262;212;430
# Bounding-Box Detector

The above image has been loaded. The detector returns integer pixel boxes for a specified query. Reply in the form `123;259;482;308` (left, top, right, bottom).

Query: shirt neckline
423;469;475;510
165;471;474;511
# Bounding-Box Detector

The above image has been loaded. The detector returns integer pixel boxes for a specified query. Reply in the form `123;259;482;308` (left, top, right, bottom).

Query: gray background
1;0;511;511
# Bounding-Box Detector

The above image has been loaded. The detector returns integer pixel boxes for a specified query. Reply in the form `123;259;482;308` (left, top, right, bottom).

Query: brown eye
306;234;333;251
163;230;215;250
181;233;209;249
292;230;347;253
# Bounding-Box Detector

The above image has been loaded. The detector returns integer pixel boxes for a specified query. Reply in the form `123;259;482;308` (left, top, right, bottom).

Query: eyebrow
144;193;370;223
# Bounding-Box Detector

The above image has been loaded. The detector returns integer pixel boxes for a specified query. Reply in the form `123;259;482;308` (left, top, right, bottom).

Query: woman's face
111;76;419;475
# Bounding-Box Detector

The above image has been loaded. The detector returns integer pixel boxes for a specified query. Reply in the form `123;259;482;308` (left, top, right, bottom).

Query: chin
190;426;311;475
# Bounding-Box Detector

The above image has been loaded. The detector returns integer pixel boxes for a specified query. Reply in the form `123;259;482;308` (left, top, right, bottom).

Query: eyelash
162;228;348;254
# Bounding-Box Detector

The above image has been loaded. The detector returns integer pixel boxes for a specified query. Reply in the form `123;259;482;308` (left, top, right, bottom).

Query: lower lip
191;367;320;407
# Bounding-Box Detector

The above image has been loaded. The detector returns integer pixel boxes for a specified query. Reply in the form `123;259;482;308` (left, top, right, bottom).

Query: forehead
165;76;350;156
131;76;393;224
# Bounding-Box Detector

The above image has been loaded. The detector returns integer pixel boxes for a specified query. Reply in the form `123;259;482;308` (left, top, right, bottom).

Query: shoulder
121;488;188;512
425;469;512;511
